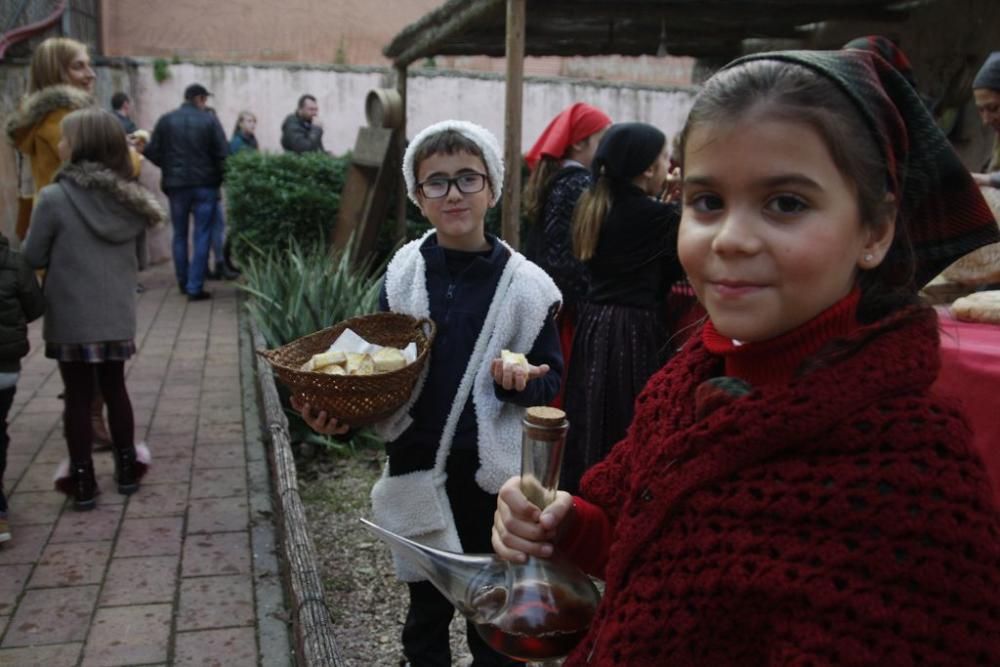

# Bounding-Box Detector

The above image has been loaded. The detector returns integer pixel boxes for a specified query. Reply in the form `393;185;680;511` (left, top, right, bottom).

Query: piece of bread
300;349;347;372
952;290;1000;324
321;364;347;375
500;349;529;372
345;352;375;376
373;347;407;373
941;188;1000;285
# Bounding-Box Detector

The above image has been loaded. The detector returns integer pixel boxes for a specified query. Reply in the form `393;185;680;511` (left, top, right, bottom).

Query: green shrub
152;58;171;83
225;150;351;265
240;238;385;454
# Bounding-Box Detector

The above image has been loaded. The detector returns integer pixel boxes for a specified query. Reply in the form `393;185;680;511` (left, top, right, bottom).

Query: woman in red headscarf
523;103;611;405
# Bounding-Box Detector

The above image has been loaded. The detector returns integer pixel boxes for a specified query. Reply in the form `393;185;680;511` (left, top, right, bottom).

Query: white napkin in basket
327;328;418;365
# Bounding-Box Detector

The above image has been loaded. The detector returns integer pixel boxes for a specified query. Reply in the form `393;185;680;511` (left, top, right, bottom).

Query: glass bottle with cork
360;406;601;662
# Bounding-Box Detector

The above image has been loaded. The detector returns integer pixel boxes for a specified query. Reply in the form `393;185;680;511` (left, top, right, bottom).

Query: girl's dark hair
61;108;133;180
679;59;920;323
523;156;561;223
410;129;491;195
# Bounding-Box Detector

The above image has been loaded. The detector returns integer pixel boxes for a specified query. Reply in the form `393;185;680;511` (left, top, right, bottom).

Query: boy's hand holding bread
491;349;550;392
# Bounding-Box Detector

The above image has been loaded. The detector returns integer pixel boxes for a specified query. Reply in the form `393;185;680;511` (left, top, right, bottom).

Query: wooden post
502;0;526;249
394;64;409;242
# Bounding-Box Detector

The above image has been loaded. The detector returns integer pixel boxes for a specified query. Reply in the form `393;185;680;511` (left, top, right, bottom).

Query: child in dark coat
0;232;45;543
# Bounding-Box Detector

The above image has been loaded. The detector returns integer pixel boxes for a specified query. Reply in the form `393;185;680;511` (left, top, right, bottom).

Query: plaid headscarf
843;36;917;89
726;50;999;287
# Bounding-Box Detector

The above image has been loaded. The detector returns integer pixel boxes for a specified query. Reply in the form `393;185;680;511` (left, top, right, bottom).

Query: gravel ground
299;448;473;666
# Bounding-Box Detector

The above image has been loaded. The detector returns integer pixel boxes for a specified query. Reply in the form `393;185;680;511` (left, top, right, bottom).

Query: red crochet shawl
560;306;1000;666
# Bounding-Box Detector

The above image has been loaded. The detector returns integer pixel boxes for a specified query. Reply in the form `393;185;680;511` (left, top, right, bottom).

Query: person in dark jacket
229;110;258;154
0;232;45;543
24;108;162;511
280;94;325;153
110;91;137;134
523;103;611;406
143;83;228;300
560;122;683;494
972;52;1000;188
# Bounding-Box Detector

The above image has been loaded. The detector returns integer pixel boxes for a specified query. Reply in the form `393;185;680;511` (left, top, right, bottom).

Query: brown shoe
91;415;112;451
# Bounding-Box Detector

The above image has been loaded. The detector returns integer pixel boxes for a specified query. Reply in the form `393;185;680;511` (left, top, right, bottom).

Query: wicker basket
257;313;436;427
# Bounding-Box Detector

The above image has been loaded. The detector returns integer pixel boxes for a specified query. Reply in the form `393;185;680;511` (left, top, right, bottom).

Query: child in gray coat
24;108;164;510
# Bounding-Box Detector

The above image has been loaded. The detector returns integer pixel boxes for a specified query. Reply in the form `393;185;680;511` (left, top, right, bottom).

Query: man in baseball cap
144;82;228;300
183;83;211;101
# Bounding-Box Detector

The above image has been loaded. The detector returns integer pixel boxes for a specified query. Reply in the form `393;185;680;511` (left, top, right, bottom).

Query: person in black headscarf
492;50;1000;667
559;122;683;494
972;51;1000;188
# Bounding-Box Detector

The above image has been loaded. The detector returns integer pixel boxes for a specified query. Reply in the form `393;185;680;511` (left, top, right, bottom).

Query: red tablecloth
933;307;1000;508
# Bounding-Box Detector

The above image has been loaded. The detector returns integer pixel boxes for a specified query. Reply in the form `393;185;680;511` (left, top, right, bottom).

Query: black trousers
59;361;133;463
401;450;520;667
0;385;14;512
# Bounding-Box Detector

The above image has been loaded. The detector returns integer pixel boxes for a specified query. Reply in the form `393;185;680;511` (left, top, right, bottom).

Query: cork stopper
525;406;566;427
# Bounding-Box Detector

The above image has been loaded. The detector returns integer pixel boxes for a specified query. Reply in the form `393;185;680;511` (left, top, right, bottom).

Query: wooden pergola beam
503;0;526;248
385;0;913;249
385;0;911;64
384;0;504;67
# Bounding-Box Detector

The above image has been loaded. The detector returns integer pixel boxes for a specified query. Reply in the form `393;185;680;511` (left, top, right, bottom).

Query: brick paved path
0;263;292;667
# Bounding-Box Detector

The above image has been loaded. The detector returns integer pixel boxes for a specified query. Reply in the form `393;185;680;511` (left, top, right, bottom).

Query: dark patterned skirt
560;302;668;494
45;340;136;363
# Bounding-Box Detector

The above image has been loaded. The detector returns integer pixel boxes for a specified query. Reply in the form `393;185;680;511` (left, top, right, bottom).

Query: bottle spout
359;518;510;623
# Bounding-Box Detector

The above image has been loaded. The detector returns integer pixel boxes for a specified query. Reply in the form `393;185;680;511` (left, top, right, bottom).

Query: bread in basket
258;312;435;427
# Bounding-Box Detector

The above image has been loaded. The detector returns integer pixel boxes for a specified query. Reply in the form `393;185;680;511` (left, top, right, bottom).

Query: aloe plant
240;236;383;346
240;237;387;454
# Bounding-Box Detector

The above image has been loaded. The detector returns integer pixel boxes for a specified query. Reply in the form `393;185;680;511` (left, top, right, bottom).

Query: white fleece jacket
370;231;561;580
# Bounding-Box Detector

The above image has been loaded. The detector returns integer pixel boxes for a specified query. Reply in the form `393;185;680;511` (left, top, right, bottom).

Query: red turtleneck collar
701;289;861;387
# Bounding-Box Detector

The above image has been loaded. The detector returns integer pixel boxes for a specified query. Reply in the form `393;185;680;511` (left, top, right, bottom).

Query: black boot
55;461;98;511
114;443;149;495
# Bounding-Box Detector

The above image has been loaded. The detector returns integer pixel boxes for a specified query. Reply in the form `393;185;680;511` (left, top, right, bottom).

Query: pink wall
99;0;695;87
101;0;442;67
128;62;697;159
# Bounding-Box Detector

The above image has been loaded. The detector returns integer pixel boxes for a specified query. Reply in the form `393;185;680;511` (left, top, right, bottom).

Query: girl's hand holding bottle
492;475;575;563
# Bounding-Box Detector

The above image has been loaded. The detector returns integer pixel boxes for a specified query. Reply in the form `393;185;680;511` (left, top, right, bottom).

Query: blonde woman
5;37;119;445
5;37;95;239
229;111;258;153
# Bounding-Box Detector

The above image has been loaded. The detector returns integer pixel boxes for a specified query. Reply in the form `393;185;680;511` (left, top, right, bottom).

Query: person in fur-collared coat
23;109;163;511
5;37;95;240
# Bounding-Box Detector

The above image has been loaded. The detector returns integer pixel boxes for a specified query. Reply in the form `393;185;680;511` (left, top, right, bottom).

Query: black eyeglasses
416;172;488;199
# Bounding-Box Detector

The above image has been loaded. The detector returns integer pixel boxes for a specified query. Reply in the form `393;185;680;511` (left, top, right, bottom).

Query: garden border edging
249;316;346;667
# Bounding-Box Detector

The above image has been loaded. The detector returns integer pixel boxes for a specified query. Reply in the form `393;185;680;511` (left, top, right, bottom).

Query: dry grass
299;449;473;666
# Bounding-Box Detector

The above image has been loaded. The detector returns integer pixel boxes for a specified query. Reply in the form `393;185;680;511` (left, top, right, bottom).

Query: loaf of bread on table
952;290;1000;324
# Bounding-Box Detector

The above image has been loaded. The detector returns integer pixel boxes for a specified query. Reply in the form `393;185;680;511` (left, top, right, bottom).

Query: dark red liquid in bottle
473;579;595;661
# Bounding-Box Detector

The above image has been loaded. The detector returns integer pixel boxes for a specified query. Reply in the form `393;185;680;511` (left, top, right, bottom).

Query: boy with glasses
295;120;563;666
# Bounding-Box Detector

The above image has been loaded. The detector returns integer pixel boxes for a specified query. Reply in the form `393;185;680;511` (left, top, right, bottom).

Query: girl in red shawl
522;103;611;404
493;50;1000;666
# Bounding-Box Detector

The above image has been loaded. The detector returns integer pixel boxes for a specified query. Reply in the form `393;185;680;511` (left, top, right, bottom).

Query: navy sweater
379;234;563;474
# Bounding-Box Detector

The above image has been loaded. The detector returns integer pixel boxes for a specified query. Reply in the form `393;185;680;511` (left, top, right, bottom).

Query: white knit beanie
402;120;504;206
